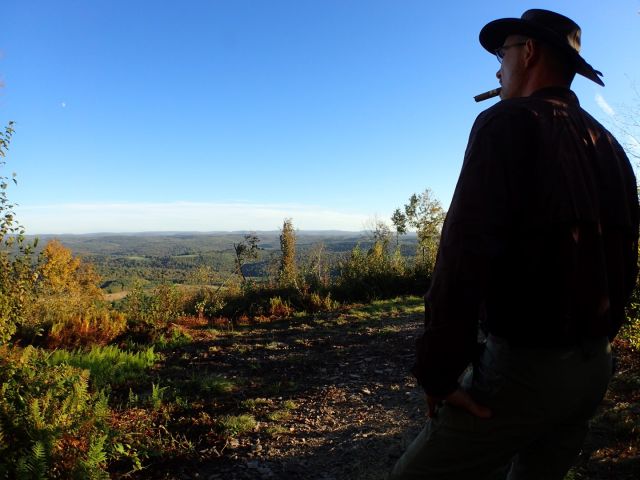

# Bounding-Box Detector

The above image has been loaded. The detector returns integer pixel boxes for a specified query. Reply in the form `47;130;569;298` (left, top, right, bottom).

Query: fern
150;382;167;409
1;345;113;478
48;345;158;390
28;399;46;431
16;441;48;480
75;434;109;480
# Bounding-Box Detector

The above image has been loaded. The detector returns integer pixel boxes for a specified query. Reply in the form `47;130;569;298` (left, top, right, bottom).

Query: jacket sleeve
412;108;534;396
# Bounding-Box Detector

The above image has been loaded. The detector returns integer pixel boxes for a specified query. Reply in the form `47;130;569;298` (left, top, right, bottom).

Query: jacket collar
530;87;580;105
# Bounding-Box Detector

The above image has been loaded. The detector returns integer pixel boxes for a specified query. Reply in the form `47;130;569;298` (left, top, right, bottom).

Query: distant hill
25;232;419;289
27;231;417;257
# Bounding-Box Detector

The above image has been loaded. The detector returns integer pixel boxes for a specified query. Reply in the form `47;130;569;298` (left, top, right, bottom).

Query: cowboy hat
479;9;604;86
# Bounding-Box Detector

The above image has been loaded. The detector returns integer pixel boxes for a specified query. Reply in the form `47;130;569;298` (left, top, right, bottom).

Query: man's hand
426;389;492;419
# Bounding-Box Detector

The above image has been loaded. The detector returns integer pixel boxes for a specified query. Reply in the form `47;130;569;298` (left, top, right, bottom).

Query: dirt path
131;298;638;480
138;299;424;479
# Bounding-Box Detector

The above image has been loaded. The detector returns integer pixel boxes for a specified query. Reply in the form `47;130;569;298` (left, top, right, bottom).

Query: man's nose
496;69;502;80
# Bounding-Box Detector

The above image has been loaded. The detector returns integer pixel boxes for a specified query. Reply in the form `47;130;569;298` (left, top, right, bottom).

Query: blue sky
2;0;639;233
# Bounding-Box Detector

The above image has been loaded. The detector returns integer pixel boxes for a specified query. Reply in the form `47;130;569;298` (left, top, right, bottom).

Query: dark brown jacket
413;87;639;396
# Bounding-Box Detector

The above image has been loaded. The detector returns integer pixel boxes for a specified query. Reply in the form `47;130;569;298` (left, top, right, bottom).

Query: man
390;9;638;480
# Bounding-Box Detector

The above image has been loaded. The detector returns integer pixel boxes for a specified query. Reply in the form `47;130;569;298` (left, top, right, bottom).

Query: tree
391;208;407;246
392;189;446;272
279;218;297;288
232;233;260;284
365;217;392;245
302;242;328;289
18;239;127;347
0;122;37;345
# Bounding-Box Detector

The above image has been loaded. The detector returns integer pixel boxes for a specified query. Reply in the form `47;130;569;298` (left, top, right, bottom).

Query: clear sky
2;1;639;233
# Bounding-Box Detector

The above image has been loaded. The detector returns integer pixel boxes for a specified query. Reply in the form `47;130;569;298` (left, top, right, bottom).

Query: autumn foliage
23;240;126;348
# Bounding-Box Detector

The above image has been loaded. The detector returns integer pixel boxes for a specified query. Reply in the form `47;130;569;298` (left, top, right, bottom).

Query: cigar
474;87;502;102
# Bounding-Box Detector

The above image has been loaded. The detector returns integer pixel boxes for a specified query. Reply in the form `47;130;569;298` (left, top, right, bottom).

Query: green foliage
48;345;158;390
240;397;270;412
0;346;111;478
266;409;291;421
279;218;298;288
392;189;446;272
150;382;168;409
149;283;185;326
185;286;227;318
76;434;110;480
308;291;338;312
0;122;37;346
122;281;185;332
191;374;236;395
112;441;143;473
620;318;640;351
335;242;410;300
233;233;261;284
153;327;193;350
300;242;329;290
269;296;293;317
120;280;153;326
217;414;256;438
282;399;297;410
265;424;288;438
15;441;48;480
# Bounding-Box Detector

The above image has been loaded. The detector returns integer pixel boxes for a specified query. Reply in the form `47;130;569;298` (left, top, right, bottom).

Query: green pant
389;336;612;480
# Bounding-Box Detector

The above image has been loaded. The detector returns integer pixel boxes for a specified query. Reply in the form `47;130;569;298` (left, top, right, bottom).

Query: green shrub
334;243;412;301
269;296;293;317
185;286;227;318
0;345;111;478
122;282;185;333
307;292;338;312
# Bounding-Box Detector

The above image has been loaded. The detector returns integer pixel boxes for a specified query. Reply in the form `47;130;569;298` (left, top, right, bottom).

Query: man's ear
523;38;539;68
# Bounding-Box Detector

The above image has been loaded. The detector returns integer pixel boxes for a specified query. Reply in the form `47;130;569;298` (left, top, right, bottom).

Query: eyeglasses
494;42;527;63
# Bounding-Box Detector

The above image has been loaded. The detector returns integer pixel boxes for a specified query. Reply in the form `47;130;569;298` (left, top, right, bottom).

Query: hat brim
479;18;604;86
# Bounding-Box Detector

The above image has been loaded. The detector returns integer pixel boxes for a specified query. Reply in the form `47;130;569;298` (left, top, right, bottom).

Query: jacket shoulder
472;97;541;134
479;95;549;119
